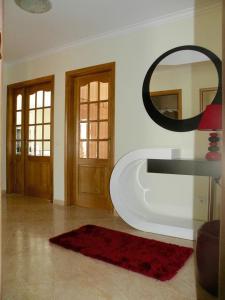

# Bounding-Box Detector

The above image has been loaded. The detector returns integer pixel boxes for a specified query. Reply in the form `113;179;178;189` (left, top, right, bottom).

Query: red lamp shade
198;104;222;160
198;104;222;131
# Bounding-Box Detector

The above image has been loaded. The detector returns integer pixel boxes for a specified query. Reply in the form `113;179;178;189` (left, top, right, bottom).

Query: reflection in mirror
199;87;217;112
150;50;218;120
151;89;182;119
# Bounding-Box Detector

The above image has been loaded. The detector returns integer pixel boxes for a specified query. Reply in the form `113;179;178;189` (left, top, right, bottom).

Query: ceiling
4;0;198;63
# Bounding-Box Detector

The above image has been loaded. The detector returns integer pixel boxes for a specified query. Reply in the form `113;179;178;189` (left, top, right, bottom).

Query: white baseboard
53;199;65;206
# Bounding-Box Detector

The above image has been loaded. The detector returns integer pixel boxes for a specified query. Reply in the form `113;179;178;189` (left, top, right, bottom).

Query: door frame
65;62;115;206
6;75;54;200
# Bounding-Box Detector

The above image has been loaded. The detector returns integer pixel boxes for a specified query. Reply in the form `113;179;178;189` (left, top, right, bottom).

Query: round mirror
142;46;222;131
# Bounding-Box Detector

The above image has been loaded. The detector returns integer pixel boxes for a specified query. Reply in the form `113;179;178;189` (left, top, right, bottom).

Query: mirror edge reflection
142;45;222;132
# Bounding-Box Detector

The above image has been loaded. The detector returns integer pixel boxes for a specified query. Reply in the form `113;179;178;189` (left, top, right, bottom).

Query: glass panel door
15;94;23;155
74;66;114;210
27;90;52;157
8;77;54;199
79;80;109;160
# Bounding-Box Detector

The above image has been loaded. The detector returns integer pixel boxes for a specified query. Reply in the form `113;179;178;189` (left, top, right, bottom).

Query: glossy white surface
110;148;202;240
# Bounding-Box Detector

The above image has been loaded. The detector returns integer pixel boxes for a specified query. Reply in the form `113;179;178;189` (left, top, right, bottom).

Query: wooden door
75;72;113;209
7;76;54;200
65;63;115;209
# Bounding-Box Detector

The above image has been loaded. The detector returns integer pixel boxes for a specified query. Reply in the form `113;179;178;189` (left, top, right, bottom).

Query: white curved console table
147;159;221;222
110;148;205;240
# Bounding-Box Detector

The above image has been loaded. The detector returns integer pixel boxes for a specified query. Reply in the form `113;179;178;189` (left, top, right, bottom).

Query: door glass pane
80;85;88;102
36;109;43;124
89;122;98;139
80;123;87;140
37;91;43;108
36;141;42;156
99;121;108;139
89;141;97;159
44;108;51;123
17;94;22;110
80;104;88;121
44;91;51;107
16;127;21;140
29;110;35;124
16;141;21;155
89;81;98;102
36;125;43;140
100;82;109;101
99;141;108;159
29;94;35;109
89;103;98;120
28;141;35;156
43;141;50;156
100;102;108;120
16;111;22;125
29;126;35;140
43;125;50;140
80;141;87;158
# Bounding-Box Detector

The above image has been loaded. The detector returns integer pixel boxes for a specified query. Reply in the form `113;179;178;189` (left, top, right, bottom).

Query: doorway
65;63;115;209
7;76;54;200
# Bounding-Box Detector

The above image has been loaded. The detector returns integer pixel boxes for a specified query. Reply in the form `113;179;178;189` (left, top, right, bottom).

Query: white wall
2;4;222;220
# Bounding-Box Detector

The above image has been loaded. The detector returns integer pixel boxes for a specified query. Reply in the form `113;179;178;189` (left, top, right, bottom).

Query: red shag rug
49;225;193;281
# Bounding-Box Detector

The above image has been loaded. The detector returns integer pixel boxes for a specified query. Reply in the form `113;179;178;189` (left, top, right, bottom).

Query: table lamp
198;104;222;160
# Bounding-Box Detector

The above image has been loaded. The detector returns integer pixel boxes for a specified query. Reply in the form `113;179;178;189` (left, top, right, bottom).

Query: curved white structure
110;149;200;240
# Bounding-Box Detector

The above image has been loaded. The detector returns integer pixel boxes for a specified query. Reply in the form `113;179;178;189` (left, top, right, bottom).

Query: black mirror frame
142;45;222;132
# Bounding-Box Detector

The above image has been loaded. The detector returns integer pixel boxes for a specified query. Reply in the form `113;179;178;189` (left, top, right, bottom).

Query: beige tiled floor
2;194;216;300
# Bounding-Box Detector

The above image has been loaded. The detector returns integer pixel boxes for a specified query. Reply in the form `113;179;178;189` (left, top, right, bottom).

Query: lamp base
205;151;221;161
205;132;221;161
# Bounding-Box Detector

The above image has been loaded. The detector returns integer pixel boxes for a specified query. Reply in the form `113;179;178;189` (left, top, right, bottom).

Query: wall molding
6;2;221;67
6;7;194;66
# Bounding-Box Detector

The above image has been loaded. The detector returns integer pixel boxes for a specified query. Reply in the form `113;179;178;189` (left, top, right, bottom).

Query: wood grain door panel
25;157;51;198
77;165;109;209
14;155;25;193
78;165;107;195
